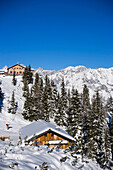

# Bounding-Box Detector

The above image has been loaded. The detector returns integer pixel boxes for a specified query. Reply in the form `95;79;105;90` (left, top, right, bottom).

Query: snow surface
0;75;30;144
20;120;76;142
48;140;68;144
0;141;102;170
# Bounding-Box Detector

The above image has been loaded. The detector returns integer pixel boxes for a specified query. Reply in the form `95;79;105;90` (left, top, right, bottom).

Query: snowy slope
0;66;112;169
0;66;113;143
35;66;113;99
0;75;30;144
0;141;101;170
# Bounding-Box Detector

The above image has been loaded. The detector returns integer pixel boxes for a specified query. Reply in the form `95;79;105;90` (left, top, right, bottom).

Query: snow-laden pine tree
28;65;33;84
8;91;16;114
39;76;44;117
55;78;67;126
67;89;71;106
23;87;30;120
12;71;16;86
23;87;38;121
67;87;84;158
54;94;63;126
49;80;58;119
110;114;113;161
91;91;106;167
41;75;52;122
22;66;29;83
31;73;42;119
23;77;29;98
81;84;91;158
67;87;81;137
0;87;2;112
22;65;33;85
104;127;111;168
107;96;113;113
0;87;2;98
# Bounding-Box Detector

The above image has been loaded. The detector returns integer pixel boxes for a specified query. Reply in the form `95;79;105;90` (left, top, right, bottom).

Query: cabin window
51;133;54;137
20;71;21;74
17;67;18;69
44;134;47;137
10;71;12;74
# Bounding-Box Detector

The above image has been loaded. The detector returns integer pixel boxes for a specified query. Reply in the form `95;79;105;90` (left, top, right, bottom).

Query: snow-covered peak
58;65;87;73
34;65;113;99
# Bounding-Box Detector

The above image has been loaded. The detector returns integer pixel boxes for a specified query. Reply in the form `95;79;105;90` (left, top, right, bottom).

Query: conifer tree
107;96;113;113
31;73;42;119
104;127;111;168
59;78;67;126
67;87;84;158
82;84;91;157
0;87;2;99
0;87;2;112
42;85;49;121
12;71;16;86
23;66;28;82
49;80;58;119
91;91;105;166
22;66;32;99
110;114;113;161
22;65;33;84
41;75;52;122
28;65;33;84
35;72;39;85
23;77;29;98
23;88;38;121
8;91;16;114
67;87;81;137
67;89;71;107
39;77;44;116
54;95;63;126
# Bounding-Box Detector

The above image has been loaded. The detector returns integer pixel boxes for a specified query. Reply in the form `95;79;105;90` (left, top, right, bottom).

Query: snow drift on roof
19;119;75;142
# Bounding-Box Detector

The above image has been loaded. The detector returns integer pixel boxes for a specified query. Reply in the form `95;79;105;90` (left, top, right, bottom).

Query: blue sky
0;0;113;70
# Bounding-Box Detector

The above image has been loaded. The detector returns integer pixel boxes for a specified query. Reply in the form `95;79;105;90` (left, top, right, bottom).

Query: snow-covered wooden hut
19;120;75;149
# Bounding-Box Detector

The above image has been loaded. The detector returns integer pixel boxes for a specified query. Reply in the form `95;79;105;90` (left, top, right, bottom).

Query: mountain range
35;65;113;99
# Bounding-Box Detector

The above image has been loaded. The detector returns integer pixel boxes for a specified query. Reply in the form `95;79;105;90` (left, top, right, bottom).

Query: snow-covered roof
19;120;76;142
0;65;8;72
8;63;26;69
19;64;26;67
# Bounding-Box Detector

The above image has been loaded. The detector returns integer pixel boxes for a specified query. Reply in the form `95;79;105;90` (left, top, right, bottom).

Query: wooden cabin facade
28;130;72;149
8;64;25;75
20;120;75;149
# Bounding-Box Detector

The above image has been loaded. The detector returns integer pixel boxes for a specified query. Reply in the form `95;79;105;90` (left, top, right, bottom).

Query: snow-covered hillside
0;75;29;144
0;65;112;169
35;66;113;99
0;66;113;143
